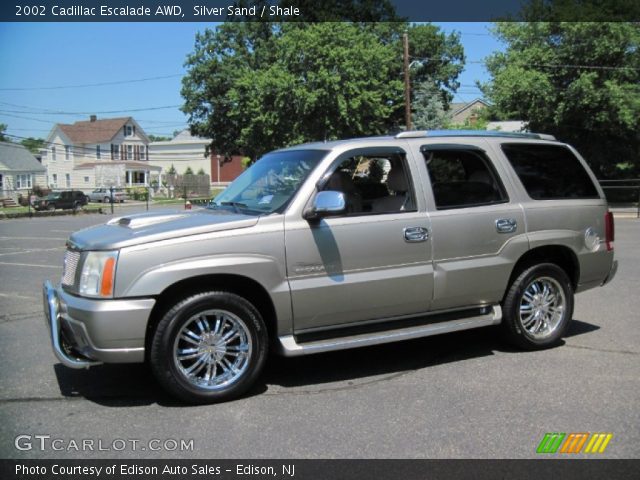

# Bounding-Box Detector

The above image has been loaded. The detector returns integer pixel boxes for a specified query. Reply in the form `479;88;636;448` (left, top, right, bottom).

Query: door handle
404;226;429;243
496;218;517;233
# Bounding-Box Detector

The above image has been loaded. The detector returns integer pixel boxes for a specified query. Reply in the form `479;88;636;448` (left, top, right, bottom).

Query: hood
68;208;259;250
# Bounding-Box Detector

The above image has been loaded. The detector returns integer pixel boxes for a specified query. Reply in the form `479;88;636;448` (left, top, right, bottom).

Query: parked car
34;190;88;211
43;130;617;404
87;187;126;203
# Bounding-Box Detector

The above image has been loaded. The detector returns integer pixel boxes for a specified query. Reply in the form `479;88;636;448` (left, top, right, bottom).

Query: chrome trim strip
279;305;502;357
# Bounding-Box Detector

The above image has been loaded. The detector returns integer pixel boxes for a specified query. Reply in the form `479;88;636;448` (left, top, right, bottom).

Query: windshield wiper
220;201;249;213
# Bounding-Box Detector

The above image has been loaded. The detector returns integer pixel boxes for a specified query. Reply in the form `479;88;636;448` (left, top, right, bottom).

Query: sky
0;22;504;141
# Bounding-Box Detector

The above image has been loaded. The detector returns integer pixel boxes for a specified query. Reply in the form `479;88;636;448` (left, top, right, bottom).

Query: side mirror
303;191;346;220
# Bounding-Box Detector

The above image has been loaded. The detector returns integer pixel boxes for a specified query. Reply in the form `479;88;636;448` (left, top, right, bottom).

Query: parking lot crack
566;343;639;356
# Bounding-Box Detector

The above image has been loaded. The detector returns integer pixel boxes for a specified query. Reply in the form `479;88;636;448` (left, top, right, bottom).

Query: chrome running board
278;305;502;357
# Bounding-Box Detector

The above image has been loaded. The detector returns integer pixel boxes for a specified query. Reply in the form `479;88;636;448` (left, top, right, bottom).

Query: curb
0;208;104;220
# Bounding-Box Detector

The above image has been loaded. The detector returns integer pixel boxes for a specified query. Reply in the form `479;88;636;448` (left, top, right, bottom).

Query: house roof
0;141;46;173
150;129;210;146
449;98;490;116
57;117;131;144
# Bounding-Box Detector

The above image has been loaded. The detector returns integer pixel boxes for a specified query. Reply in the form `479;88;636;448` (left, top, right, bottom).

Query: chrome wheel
518;276;566;339
172;309;252;390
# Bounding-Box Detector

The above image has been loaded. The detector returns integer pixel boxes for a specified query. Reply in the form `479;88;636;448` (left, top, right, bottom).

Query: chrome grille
62;250;80;286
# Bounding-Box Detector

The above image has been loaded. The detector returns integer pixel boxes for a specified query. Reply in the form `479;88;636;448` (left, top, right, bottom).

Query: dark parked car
34;190;88;211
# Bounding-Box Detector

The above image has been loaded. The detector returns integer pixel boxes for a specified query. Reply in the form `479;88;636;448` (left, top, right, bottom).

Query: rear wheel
47;204;55;211
103;196;110;204
502;263;574;350
150;291;268;404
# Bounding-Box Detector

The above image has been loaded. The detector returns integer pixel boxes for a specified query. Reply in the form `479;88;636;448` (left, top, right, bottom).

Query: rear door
420;142;528;310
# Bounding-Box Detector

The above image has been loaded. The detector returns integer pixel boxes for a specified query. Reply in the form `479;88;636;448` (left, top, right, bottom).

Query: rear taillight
605;211;615;251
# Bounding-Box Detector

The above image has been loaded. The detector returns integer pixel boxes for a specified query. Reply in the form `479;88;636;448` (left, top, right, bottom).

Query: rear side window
422;147;508;209
501;144;599;200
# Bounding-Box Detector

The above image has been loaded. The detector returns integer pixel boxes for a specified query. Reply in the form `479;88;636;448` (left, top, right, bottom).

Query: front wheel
150;291;268;404
501;263;574;350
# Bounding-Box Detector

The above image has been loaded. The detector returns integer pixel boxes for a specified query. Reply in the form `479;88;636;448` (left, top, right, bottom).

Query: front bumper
43;281;155;368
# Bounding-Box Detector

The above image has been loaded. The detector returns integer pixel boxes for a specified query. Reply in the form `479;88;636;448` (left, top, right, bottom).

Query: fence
598;179;640;219
0;183;222;216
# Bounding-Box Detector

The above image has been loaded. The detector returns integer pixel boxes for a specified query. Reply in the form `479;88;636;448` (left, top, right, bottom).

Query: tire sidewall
152;292;267;403
505;263;574;348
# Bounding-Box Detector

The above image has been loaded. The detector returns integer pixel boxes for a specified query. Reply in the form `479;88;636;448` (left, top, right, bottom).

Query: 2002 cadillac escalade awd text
43;130;617;403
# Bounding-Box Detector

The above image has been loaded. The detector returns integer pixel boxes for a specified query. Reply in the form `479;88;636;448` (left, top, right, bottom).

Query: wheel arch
505;245;580;299
144;274;278;360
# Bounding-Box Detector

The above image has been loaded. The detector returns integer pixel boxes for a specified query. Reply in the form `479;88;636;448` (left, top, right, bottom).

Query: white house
148;130;211;179
0;141;46;201
41;116;159;190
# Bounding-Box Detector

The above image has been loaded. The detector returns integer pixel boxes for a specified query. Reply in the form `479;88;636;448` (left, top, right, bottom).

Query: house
149;129;244;186
486;120;528;132
0;141;47;201
41;116;159;190
448;98;490;125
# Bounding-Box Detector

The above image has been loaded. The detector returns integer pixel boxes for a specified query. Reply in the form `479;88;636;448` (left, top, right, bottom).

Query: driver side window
322;152;416;215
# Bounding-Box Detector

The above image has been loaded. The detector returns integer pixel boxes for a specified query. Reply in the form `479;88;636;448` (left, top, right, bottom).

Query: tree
20;137;46;154
148;134;172;142
181;18;464;161
167;164;177;175
411;80;449;130
184;167;194;175
197;168;206;175
481;22;640;177
0;124;7;142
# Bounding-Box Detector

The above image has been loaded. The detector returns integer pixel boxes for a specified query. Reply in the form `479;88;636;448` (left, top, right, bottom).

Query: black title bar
2;1;640;22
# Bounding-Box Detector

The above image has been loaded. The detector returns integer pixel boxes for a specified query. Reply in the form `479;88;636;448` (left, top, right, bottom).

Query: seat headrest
387;167;408;192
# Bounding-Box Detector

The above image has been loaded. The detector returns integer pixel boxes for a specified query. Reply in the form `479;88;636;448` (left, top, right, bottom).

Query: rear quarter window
501;143;599;200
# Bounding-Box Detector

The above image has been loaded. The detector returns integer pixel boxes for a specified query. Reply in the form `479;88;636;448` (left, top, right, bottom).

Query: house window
52;174;58;187
52;146;56;162
141;145;146;161
65;145;70;160
0;174;3;191
112;144;119;160
127;145;133;159
125;126;133;136
84;176;90;183
96;145;101;159
65;173;71;188
15;174;33;189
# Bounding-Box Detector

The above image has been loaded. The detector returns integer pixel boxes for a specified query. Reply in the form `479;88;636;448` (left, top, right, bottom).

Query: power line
0;74;183;92
0;105;182;116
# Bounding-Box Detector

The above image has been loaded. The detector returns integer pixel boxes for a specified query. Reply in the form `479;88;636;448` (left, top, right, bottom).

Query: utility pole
403;32;412;131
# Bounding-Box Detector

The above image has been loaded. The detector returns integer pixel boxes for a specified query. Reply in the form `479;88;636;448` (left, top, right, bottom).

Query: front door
285;148;434;333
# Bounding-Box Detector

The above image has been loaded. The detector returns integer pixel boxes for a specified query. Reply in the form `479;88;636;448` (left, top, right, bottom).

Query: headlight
78;251;118;298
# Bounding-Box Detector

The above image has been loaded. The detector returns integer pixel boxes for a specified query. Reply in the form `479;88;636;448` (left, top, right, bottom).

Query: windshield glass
209;150;327;215
47;193;61;199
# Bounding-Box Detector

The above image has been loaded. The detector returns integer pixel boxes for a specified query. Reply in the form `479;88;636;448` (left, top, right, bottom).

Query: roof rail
395;130;556;141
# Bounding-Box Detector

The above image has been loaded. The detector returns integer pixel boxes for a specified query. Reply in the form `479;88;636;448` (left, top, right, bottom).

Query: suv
34;190;88;211
43;131;617;403
87;187;126;203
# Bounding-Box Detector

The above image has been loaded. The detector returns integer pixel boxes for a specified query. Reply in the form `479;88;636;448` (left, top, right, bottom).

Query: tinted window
501;144;599;200
422;148;508;209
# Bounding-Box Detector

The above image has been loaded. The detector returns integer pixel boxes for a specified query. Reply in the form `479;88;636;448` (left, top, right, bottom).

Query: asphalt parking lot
0;209;638;459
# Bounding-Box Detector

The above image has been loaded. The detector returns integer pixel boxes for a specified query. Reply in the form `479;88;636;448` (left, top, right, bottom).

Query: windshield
47;193;61;199
209;150;327;215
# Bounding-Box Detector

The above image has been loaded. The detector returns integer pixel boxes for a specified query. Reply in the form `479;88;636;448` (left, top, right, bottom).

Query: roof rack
395;130;556;141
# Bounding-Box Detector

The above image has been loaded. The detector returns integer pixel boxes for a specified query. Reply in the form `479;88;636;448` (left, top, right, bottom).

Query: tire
501;263;574;350
149;291;268;404
72;201;79;212
47;204;55;211
103;196;110;204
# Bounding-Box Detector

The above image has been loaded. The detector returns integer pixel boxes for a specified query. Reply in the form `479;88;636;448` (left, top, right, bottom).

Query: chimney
90;115;97;122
